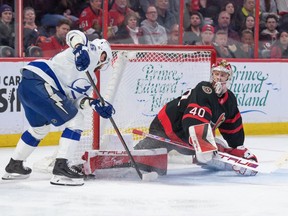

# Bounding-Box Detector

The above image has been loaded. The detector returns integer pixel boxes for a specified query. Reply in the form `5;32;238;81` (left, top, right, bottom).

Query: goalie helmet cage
90;45;216;152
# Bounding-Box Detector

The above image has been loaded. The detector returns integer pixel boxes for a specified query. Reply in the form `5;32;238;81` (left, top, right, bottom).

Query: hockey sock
56;128;82;160
12;131;39;161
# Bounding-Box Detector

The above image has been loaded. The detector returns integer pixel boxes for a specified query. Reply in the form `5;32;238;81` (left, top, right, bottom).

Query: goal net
33;45;216;171
97;45;216;151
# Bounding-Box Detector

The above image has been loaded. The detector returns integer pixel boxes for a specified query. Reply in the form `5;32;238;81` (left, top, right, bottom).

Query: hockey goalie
133;59;258;176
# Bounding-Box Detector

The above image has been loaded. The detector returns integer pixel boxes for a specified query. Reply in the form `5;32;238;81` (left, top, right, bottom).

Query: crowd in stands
0;0;288;59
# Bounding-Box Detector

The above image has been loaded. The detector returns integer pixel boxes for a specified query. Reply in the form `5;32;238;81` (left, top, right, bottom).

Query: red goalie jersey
157;81;244;149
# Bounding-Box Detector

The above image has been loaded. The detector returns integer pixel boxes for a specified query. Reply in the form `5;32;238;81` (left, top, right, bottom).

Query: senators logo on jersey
202;86;212;94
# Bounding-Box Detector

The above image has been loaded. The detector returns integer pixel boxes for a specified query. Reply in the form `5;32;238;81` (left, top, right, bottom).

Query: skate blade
50;175;84;186
2;172;30;180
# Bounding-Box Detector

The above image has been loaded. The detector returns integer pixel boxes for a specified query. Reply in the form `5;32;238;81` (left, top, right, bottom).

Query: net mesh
33;46;215;171
98;47;215;150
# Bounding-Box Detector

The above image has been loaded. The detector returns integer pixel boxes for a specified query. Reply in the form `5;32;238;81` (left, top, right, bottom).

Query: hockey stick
132;129;274;174
85;71;158;181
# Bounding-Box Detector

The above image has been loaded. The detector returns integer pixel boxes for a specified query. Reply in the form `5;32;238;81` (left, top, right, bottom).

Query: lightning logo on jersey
44;83;68;114
68;78;91;99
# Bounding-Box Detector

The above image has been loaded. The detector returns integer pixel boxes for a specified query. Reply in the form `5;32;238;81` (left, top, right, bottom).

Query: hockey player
134;59;258;176
2;30;114;186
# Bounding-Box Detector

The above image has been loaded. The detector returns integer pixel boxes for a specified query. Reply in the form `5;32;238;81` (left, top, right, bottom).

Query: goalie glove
205;140;258;176
229;146;258;162
73;44;90;71
90;99;115;119
228;146;258;176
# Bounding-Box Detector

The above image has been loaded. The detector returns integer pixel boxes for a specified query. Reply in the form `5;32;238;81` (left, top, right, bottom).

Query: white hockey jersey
21;30;104;107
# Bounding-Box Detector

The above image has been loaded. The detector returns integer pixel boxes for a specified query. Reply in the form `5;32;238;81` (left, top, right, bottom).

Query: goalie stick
85;71;158;181
132;129;280;174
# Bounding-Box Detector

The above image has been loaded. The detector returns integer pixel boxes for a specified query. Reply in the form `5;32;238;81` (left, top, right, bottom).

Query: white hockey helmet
211;59;233;82
89;39;112;71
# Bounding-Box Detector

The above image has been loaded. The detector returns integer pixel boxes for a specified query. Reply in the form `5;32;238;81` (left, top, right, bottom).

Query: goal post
33;45;216;171
95;45;216;151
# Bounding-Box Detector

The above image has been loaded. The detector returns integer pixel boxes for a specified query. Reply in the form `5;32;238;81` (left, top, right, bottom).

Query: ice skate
2;158;32;180
50;158;84;186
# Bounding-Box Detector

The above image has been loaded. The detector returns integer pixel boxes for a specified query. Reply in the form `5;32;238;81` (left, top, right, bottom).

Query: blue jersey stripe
28;61;66;96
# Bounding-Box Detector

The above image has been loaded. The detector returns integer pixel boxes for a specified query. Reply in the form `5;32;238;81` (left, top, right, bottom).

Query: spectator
213;30;236;58
189;0;200;11
25;45;43;57
270;30;288;58
183;11;203;45
0;45;14;57
183;0;215;30
199;0;241;25
109;12;144;44
23;7;40;51
38;19;71;57
107;0;115;10
38;0;79;28
234;29;254;58
227;0;244;11
215;11;240;43
79;0;103;39
167;23;180;44
128;0;146;22
139;0;156;14
108;0;135;34
196;24;215;45
198;0;221;24
276;0;288;31
260;0;277;19
240;14;255;33
275;0;288;16
0;4;14;50
155;0;177;33
259;13;279;49
60;0;83;21
222;1;237;31
168;0;180;23
183;1;191;29
141;5;167;44
234;0;256;32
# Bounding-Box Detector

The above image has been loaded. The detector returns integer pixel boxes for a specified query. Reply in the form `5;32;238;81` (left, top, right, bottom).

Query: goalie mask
90;39;112;71
210;59;233;97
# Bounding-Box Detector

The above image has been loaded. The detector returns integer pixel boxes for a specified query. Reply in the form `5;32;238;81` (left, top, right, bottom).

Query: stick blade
141;172;158;181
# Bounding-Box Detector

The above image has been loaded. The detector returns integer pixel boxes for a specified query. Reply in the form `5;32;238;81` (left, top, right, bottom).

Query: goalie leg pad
82;148;168;176
232;165;258;176
203;157;232;171
203;157;258;176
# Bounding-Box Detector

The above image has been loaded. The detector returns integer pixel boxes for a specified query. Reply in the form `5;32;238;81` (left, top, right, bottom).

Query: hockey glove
90;99;115;119
73;44;90;71
229;146;258;176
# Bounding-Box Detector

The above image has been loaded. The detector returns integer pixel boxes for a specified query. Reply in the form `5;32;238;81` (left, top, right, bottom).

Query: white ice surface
1;135;288;216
